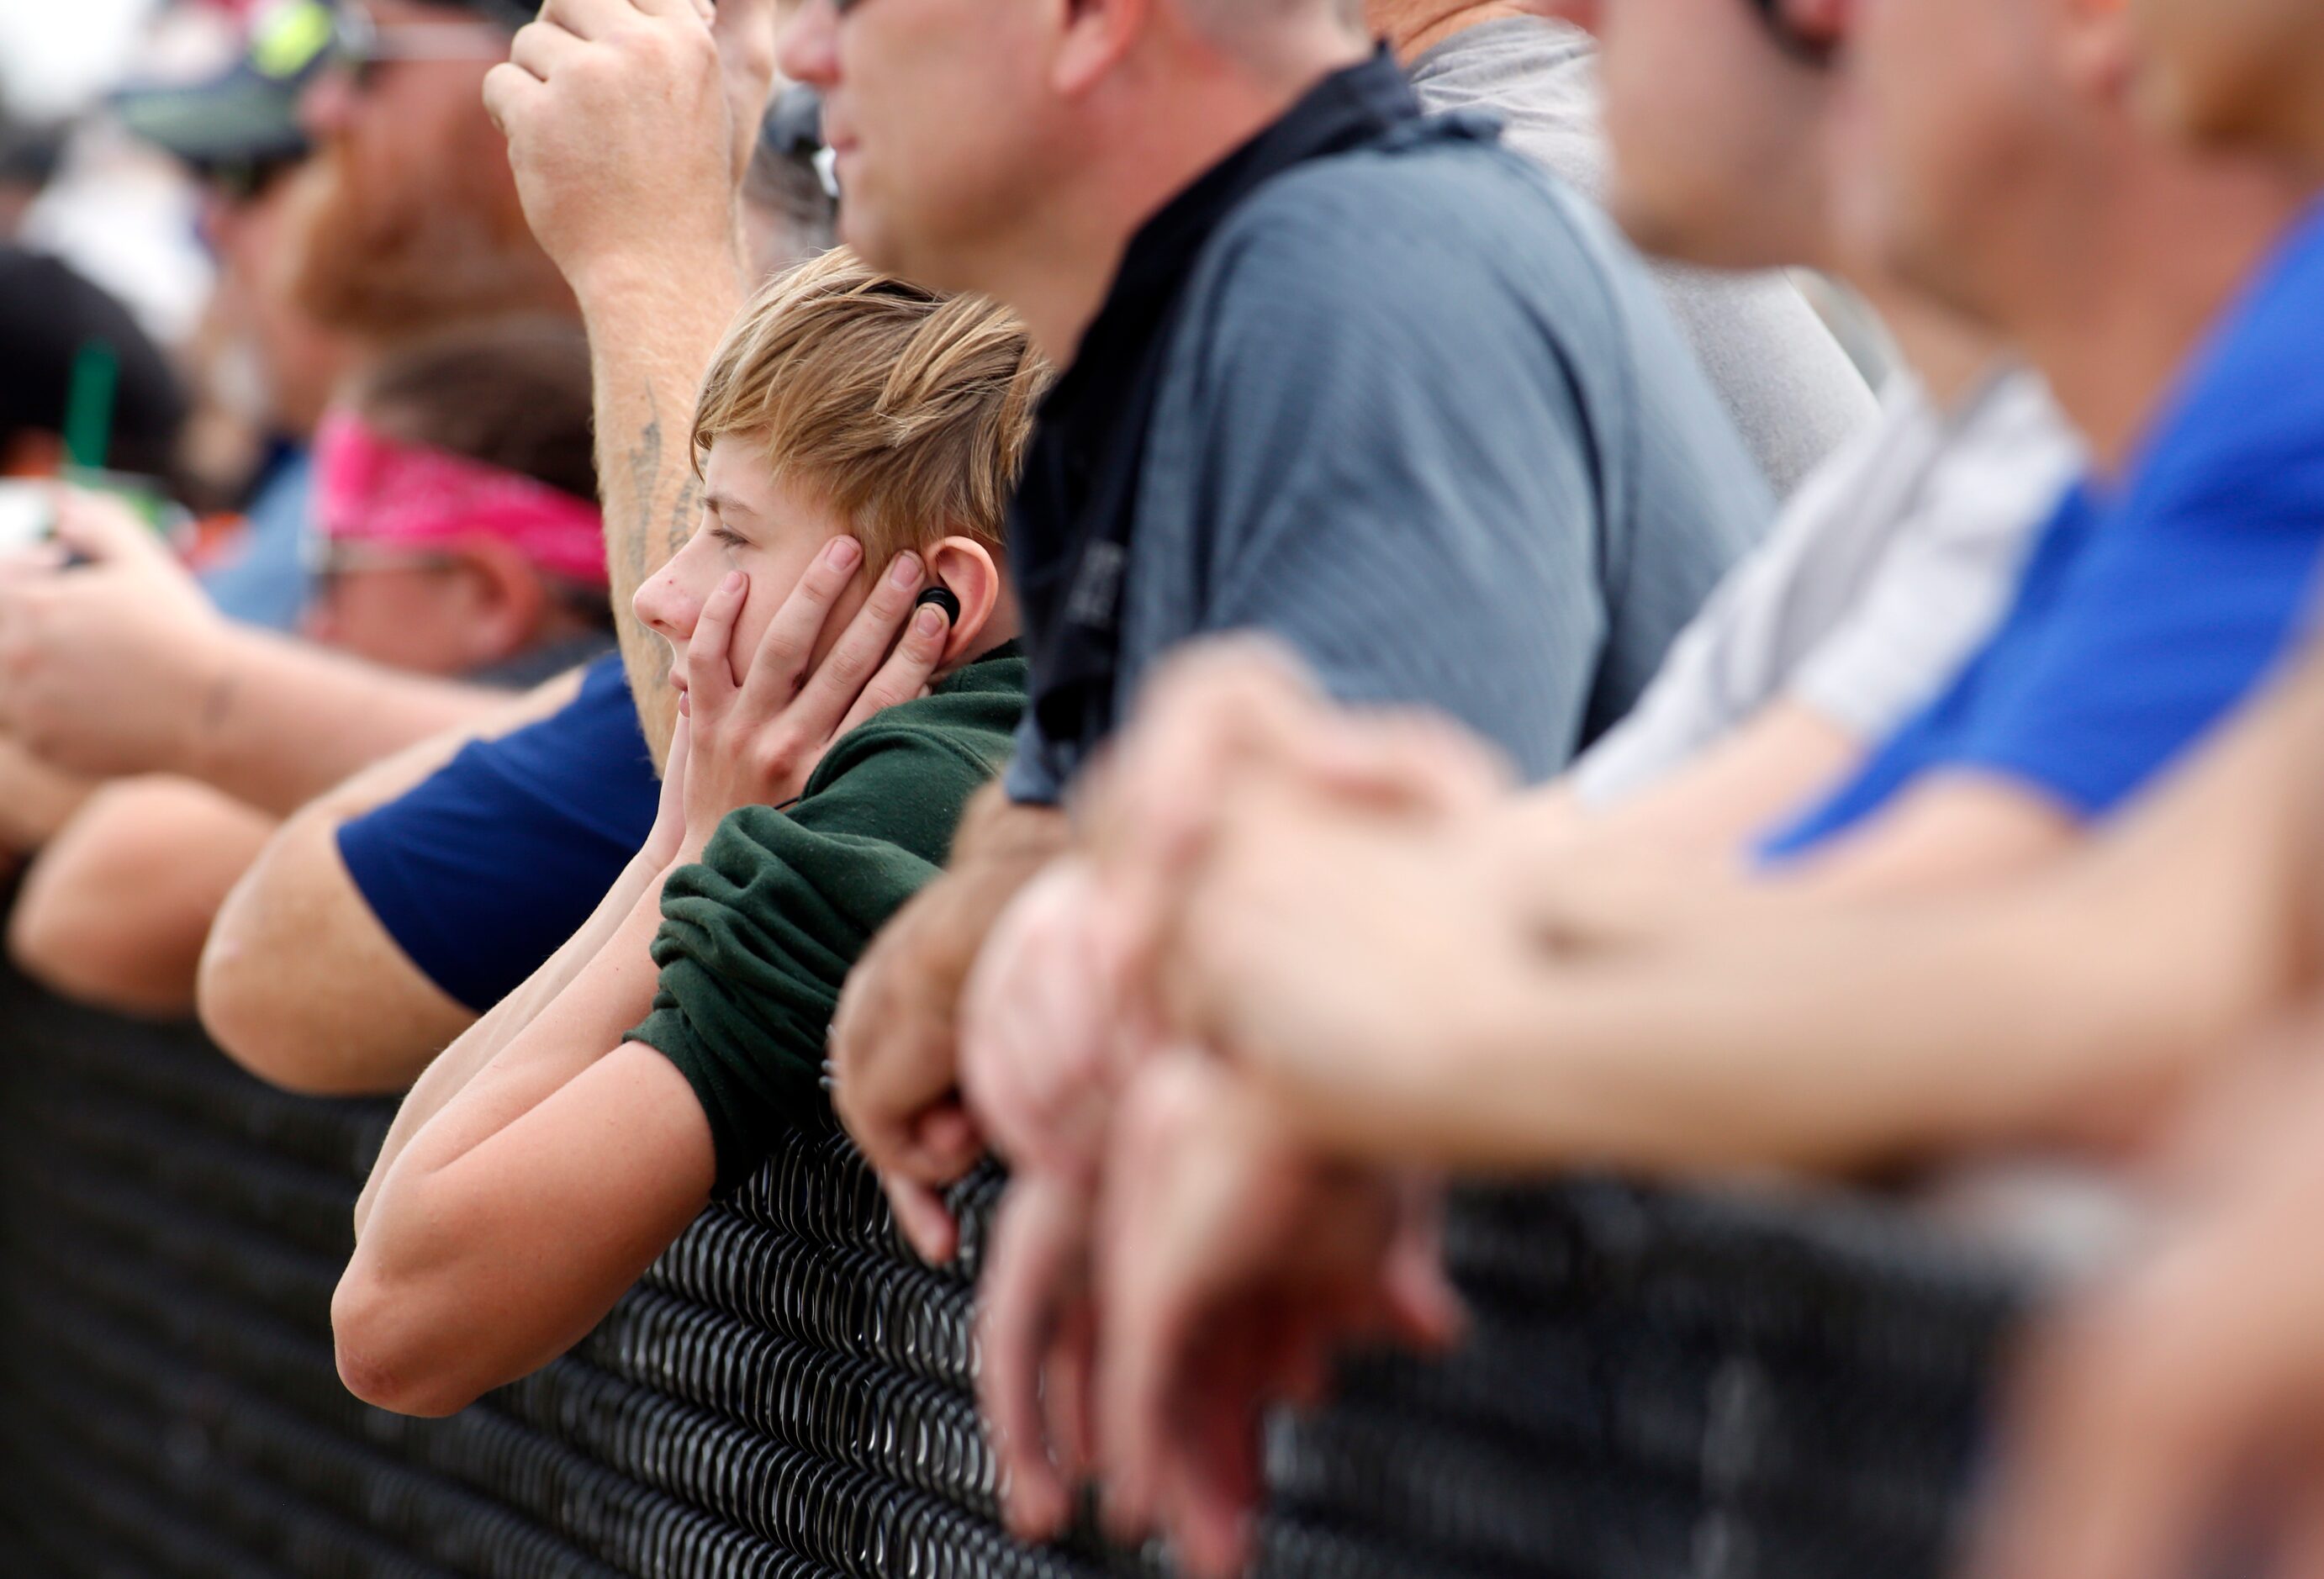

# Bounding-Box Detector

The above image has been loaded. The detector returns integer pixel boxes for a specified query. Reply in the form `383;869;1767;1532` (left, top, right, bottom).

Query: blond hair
691;250;1051;566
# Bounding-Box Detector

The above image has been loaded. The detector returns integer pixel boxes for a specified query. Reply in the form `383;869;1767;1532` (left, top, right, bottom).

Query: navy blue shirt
1764;199;2324;858
338;654;659;1011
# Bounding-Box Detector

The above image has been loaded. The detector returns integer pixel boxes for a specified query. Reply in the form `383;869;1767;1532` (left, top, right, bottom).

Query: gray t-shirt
1570;368;2084;806
1006;112;1772;803
1410;18;1875;501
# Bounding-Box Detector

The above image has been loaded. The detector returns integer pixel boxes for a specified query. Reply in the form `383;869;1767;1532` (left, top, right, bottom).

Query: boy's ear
923;535;1006;664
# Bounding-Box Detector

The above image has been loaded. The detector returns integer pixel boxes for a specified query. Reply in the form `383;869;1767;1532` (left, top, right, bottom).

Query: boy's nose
631;569;696;643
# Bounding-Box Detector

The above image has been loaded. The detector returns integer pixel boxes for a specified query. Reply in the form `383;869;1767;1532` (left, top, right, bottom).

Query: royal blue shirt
1764;199;2324;859
199;446;313;633
338;654;660;1011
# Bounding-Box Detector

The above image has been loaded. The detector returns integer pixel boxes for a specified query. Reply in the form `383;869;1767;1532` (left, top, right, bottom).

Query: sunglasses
324;2;510;93
199;154;304;205
1744;0;1838;66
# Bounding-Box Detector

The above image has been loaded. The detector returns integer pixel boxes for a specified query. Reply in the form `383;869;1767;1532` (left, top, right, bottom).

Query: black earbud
913;586;962;626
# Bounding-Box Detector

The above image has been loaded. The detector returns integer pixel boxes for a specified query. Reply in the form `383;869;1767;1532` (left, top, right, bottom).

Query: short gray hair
1179;0;1367;52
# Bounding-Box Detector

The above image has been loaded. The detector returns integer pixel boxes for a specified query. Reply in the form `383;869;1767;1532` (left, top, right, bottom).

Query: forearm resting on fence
356;852;679;1235
338;884;714;1415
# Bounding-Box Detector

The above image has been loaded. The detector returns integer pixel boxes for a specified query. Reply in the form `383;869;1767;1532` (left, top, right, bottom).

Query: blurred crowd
3;0;2323;1576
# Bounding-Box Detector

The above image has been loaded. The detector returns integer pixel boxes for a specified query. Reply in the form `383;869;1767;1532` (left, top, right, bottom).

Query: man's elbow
198;928;360;1095
330;1263;492;1419
8;872;198;1018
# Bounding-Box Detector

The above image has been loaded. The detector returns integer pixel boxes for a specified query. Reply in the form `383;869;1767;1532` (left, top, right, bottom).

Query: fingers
733;536;867;715
778;548;924;734
507;16;588;81
830;895;979;1183
1304;709;1514;816
684;571;748;715
1045;1299;1099;1491
663;709;691;792
880;1170;959;1266
978;1175;1088;1543
1972;1307;2231;1579
829;594;951;742
481;58;541;128
0;541;68;582
48;489;162;566
538;0;655;37
709;0;777;49
1379;1203;1466;1350
959;865;1117;1177
1087;645;1323;1007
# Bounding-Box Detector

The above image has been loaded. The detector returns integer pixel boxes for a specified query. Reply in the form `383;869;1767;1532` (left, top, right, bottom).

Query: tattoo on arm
619;398;673;694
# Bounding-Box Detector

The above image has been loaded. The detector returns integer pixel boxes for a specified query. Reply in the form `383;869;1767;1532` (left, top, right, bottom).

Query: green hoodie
627;645;1027;1194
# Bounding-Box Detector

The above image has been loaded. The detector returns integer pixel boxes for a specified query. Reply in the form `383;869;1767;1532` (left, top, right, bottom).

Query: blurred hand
1973;1043;2324;1579
1088;1054;1463;1577
977;1166;1101;1545
0;489;232;781
1080;637;1511;1026
670;544;947;862
959;858;1131;1180
485;0;779;297
832;857;1017;1265
1148;783;1540;1153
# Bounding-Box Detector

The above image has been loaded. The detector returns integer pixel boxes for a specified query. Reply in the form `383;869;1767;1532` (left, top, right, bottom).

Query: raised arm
487;0;778;762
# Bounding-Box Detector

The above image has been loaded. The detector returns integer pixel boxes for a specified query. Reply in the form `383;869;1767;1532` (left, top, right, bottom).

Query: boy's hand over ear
670;543;948;859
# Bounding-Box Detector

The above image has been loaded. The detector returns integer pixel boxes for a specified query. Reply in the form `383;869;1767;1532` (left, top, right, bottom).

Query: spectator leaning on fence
199;0;791;1093
1378;0;1877;500
1966;6;2324;1579
805;0;1772;1265
1070;0;2324;1264
943;0;2324;1562
335;252;1043;1418
953;0;2090;1259
8;319;618;1021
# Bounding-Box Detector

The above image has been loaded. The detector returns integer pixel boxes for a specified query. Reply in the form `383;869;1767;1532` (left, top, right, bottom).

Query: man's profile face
1831;0;2062;318
291;0;541;337
778;0;1064;293
1570;0;1840;270
2131;0;2324;160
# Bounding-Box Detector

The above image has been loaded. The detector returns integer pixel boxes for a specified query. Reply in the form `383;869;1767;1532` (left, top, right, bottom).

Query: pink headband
314;411;609;588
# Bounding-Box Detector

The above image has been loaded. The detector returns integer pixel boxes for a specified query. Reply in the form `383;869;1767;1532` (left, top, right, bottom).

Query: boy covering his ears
335;251;1045;1416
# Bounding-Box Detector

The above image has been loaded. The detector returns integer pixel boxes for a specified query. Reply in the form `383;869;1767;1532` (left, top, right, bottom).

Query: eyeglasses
326;2;510;93
304;537;463;585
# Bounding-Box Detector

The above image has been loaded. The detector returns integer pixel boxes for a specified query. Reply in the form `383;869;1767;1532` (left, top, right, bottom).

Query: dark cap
112;0;337;172
0;248;188;481
447;0;539;29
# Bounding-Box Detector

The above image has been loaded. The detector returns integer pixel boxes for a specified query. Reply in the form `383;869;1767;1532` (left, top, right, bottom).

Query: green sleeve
626;726;1003;1195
